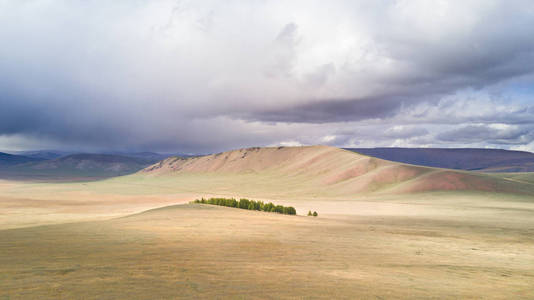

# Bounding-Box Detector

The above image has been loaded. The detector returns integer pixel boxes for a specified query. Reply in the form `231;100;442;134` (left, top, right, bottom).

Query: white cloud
1;1;534;152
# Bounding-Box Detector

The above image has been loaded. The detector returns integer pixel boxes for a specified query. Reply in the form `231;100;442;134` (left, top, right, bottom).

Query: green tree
228;198;237;207
286;206;296;215
313;211;318;217
197;197;297;216
264;202;274;212
239;198;250;209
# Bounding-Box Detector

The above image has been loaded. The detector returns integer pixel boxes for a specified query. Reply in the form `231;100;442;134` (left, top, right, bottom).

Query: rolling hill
140;145;534;196
3;146;533;299
0;153;154;180
346;147;534;172
3;201;533;299
12;150;178;163
10;150;70;160
0;152;44;167
32;154;150;171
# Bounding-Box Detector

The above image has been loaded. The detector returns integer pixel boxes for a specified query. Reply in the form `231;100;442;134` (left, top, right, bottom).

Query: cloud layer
1;0;534;153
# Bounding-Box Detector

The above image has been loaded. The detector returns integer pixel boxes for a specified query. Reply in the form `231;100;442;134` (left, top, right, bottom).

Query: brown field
1;146;534;299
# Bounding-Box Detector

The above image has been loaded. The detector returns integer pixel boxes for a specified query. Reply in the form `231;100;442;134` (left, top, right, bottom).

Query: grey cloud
383;126;429;139
1;1;534;152
240;96;403;123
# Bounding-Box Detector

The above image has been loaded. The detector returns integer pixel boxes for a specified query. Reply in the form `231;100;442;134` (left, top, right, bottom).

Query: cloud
1;1;534;152
437;124;534;145
264;22;300;78
384;126;429;139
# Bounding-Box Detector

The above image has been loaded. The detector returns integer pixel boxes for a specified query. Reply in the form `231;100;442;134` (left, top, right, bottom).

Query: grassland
1;146;534;298
2;202;533;299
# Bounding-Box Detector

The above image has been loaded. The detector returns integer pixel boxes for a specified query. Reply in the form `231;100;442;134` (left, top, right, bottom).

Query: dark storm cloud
1;1;534;152
240;96;400;123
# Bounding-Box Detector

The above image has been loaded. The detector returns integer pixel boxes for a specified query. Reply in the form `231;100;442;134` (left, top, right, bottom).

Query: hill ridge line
138;145;534;196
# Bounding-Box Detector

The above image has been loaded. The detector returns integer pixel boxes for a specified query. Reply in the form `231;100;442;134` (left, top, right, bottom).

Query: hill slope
346;148;534;172
141;146;534;196
3;202;533;298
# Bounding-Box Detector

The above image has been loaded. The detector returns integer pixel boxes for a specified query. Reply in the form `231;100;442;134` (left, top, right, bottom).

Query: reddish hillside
141;146;533;195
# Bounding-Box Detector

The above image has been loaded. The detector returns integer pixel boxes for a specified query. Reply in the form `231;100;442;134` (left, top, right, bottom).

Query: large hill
346;147;534;172
140;145;534;196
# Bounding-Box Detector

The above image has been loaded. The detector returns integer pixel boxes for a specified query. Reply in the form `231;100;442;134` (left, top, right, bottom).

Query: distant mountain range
345;148;534;172
101;152;179;163
3;147;534;181
0;151;186;180
10;150;183;162
24;153;150;173
0;152;44;167
11;150;71;160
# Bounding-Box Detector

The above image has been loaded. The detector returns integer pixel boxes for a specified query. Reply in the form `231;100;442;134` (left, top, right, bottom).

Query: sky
1;0;534;154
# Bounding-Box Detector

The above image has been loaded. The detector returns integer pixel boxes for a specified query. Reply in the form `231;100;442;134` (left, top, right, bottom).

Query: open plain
1;146;534;299
4;2;534;298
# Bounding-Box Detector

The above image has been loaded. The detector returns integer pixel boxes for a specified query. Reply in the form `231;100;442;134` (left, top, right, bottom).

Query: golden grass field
1;146;534;299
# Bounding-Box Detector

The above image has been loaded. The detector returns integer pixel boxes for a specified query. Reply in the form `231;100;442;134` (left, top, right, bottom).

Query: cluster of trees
192;197;297;215
307;211;318;217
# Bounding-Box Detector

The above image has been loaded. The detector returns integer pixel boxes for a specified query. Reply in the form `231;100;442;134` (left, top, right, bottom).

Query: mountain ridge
0;152;44;167
0;153;154;180
140;145;534;196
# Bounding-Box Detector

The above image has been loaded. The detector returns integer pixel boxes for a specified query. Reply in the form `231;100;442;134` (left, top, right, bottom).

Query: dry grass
1;203;533;299
1;146;534;298
142;146;534;195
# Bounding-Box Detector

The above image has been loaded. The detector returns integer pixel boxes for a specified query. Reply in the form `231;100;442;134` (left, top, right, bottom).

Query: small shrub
313;211;318;217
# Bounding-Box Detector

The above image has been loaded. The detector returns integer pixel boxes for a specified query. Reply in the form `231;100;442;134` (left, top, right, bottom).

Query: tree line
192;197;297;215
